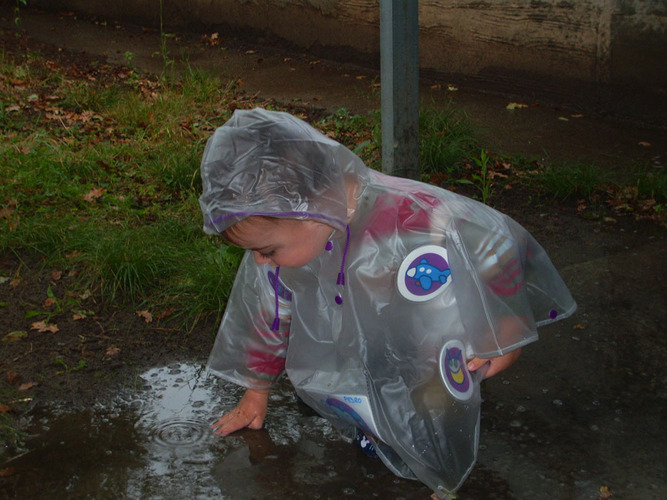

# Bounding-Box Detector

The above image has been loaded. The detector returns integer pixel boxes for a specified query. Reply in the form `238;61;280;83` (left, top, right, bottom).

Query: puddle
0;363;431;499
2;358;664;499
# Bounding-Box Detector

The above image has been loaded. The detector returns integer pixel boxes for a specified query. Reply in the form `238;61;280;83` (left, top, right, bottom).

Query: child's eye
259;250;275;258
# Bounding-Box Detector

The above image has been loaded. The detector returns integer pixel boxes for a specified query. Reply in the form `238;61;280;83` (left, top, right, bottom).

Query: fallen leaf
83;187;105;202
136;310;153;323
156;307;174;319
573;324;587;329
638;141;651;147
447;84;458;91
506;102;528;110
44;297;56;307
0;403;11;414
30;320;59;333
2;330;28;342
18;381;38;392
105;346;121;356
571;113;584;118
5;370;21;385
0;276;10;284
72;313;87;320
599;485;612;499
0;467;16;478
51;270;63;281
558;116;569;121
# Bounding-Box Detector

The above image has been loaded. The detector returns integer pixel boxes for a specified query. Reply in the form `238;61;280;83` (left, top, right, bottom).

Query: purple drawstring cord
271;224;350;329
271;266;281;331
334;225;350;306
337;225;350;286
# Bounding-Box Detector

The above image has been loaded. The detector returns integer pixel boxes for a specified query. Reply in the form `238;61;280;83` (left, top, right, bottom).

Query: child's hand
211;387;270;436
467;348;522;379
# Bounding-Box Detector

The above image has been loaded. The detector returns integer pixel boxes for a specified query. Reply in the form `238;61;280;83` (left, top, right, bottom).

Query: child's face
225;217;335;268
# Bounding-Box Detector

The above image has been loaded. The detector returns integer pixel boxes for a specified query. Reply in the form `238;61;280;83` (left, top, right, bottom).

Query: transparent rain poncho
199;108;576;496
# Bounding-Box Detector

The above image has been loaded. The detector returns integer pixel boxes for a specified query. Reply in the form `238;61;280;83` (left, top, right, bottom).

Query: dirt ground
1;7;666;486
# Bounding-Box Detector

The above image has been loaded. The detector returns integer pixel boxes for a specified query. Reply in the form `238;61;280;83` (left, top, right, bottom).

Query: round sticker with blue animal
397;245;451;302
439;339;473;401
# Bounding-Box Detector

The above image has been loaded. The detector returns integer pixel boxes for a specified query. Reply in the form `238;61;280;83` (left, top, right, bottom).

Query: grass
2;44;665;322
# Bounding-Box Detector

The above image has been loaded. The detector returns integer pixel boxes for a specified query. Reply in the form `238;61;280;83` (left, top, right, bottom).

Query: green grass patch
419;105;478;180
536;162;609;200
1;44;664;329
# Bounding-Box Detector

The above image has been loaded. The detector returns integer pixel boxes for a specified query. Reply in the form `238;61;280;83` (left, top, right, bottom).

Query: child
199;108;576;497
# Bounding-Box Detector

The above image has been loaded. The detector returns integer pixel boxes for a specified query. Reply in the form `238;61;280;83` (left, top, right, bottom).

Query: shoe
354;428;378;458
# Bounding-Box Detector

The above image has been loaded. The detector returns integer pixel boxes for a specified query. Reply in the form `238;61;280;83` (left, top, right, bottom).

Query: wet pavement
1;6;665;168
1;5;666;500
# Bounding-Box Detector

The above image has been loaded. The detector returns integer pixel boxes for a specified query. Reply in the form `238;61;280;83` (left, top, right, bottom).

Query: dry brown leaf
0;467;16;478
83;187;105;202
51;270;63;281
30;320;59;333
72;313;87;320
506;102;528;110
136;310;153;323
44;297;56;307
105;346;121;356
0;403;11;414
156;308;174;319
5;370;21;385
18;381;38;392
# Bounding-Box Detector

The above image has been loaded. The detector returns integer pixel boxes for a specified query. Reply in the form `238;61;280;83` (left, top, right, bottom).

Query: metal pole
380;0;420;179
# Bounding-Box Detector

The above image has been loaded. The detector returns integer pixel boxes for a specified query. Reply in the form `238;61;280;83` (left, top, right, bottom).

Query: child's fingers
466;357;488;373
211;408;252;435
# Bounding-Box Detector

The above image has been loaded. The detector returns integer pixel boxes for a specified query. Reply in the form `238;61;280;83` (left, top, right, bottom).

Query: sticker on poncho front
439;340;473;401
397;245;451;302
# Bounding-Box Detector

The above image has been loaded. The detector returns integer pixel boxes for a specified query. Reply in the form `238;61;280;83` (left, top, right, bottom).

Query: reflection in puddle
0;362;430;499
126;363;236;498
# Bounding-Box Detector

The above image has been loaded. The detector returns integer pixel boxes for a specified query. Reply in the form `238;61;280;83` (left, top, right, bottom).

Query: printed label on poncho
439;340;473;401
397;245;451;302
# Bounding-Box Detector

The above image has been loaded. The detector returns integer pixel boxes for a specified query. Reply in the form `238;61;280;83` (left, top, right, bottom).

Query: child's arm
467;348;522;379
211;387;271;436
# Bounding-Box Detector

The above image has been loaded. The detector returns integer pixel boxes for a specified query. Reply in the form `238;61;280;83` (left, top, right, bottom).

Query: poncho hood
199;108;367;234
